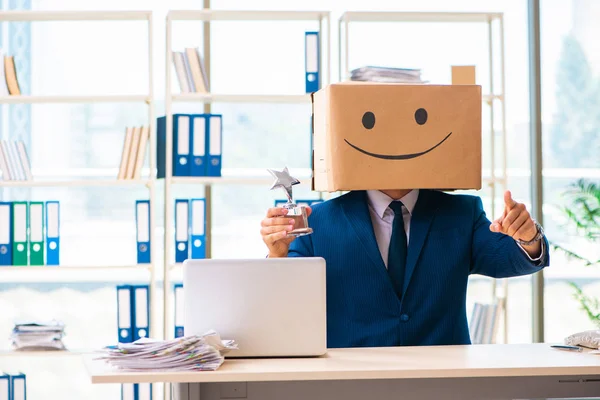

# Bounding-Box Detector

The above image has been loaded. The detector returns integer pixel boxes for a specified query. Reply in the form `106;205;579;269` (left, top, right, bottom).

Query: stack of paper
350;66;424;83
10;320;66;351
98;331;237;372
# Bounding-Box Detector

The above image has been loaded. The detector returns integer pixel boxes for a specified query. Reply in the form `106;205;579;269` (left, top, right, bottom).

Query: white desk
85;343;600;400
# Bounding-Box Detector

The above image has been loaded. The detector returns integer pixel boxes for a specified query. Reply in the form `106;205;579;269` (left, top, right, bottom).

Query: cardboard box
311;81;482;192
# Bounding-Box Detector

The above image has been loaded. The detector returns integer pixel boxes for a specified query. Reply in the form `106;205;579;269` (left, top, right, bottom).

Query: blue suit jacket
288;190;549;348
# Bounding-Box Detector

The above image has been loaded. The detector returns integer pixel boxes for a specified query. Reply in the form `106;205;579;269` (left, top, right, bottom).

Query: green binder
11;202;28;266
28;202;45;266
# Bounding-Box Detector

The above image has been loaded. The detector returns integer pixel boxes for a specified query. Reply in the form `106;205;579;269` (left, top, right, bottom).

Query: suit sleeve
287;231;314;257
470;196;550;278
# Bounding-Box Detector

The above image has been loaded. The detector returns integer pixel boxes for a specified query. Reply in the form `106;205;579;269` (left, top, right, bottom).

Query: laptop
183;257;327;358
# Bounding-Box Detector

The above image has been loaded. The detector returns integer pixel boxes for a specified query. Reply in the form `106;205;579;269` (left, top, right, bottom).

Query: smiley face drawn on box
311;67;482;192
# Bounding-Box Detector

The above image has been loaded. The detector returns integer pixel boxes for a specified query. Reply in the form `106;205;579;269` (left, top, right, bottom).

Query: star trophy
268;167;313;237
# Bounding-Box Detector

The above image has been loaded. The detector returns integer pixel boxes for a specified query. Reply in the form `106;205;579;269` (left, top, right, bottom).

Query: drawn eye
414;108;427;125
362;112;375;129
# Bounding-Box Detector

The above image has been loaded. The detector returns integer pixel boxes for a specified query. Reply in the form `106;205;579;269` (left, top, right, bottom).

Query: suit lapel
340;191;388;277
403;190;439;296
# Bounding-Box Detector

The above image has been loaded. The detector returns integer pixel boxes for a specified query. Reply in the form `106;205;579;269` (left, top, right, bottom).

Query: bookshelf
0;9;158;364
338;10;508;343
162;9;331;350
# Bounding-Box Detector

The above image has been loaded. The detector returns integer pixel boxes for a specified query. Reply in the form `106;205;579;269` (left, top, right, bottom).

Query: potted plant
555;179;600;328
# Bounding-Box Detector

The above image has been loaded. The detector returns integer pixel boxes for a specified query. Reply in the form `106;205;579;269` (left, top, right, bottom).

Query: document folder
117;285;133;343
10;373;25;400
11;202;28;266
305;31;320;93
175;199;189;263
206;115;222;177
173;114;191;177
28;202;44;265
135;200;151;264
132;284;150;341
0;373;9;400
136;382;152;400
0;202;12;266
121;383;135;400
45;201;60;266
190;115;207;176
174;283;184;338
190;198;205;259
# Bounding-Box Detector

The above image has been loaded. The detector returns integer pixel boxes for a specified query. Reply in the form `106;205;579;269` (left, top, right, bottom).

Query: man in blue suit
260;188;549;348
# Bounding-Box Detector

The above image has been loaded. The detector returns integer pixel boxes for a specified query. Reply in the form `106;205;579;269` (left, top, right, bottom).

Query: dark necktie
387;201;407;300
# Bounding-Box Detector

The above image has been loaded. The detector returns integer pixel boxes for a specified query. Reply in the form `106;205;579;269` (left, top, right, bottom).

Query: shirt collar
366;189;420;219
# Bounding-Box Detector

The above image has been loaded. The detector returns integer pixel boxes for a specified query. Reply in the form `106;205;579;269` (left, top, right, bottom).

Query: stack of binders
116;284;151;400
156;114;222;178
134;200;151;264
0;201;60;266
0;372;26;400
0;140;32;181
174;198;206;264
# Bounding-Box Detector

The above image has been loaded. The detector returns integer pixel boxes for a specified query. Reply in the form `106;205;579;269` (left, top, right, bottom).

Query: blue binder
10;373;25;400
190;198;206;259
190;114;207;176
135;383;152;400
156;116;166;179
174;283;184;338
174;199;190;263
121;383;135;400
0;202;12;266
132;284;150;341
156;114;191;178
135;200;151;264
116;285;134;343
305;31;320;93
173;114;191;176
0;372;10;400
206;114;222;177
45;201;60;266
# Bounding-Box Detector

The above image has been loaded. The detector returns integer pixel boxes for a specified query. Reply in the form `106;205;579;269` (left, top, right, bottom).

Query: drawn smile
343;132;453;160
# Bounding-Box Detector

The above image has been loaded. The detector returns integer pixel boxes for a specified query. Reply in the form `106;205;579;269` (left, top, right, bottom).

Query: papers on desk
350;66;425;83
98;330;237;371
10;320;66;351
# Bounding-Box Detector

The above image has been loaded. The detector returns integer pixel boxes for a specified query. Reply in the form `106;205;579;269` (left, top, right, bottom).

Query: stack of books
172;47;208;93
117;126;150;180
0;140;32;181
99;331;237;372
350;66;424;83
10;320;66;351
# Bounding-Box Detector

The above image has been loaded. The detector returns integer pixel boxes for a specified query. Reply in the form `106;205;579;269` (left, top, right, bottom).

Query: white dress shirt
366;189;544;269
366;189;419;269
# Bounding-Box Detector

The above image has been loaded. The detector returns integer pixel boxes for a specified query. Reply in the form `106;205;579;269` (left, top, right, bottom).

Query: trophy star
267;167;300;191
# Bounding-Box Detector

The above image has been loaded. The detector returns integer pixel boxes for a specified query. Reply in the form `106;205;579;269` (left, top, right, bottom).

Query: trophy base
288;227;313;237
284;204;313;237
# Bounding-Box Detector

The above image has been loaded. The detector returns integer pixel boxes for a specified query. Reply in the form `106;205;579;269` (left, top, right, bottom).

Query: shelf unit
338;11;508;343
0;9;159;363
163;9;331;348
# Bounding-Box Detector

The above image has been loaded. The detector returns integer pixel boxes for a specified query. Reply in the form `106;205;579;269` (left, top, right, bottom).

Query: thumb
489;218;502;232
504;190;517;209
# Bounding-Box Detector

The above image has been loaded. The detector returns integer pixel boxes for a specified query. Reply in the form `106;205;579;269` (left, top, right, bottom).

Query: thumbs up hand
489;191;537;242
